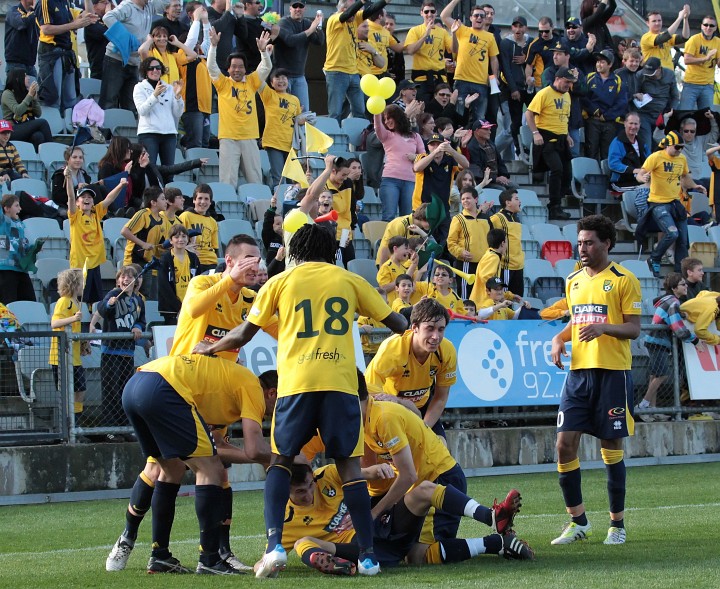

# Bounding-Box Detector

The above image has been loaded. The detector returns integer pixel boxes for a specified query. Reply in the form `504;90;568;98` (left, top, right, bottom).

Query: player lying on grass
117;354;275;575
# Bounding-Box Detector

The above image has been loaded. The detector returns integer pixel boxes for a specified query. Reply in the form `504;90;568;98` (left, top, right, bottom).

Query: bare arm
380;311;408;334
440;0;460;29
194;320;261;355
422;384;449;428
369;445;417;519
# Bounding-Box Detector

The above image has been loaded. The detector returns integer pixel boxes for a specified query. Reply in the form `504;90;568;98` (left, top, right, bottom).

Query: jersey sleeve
355;276;394;321
405;25;420;46
238;373;267;425
374;408;409;455
620;273;643;316
247;277;279;327
437;341;457;387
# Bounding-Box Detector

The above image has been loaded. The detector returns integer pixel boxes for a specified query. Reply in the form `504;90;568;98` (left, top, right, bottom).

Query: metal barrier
1;323;718;445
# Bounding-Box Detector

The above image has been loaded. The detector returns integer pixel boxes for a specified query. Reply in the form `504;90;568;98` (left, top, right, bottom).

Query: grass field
1;463;719;589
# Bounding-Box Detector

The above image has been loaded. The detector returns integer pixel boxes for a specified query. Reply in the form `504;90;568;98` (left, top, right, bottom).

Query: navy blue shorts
122;371;216;460
557;369;634;439
52;364;87;393
83;266;103;306
271;392;363;459
432;463;467;540
372;498;425;567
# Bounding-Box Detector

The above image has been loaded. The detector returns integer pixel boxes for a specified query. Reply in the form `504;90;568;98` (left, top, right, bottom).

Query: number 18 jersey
248;262;393;397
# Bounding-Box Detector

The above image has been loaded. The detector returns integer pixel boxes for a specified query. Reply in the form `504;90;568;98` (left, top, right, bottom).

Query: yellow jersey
151;47;189;84
454;25;498;85
413;282;466;314
49;296;81;366
173;252;192;302
367;20;391;75
391;298;412;313
375;214;416;265
259;86;301;152
527;84;571;136
138;354;266;427
213;71;262;140
123;208;170;265
405;24;452;74
324;10;365;74
679;290;720;346
178;210;219;266
682;34;720;85
247;262;392;397
365;330;457;409
447;211;489;263
170;273;279;361
363;396;457;495
280;464;356;551
68;202;107;270
489;210;524;271
326;178;353;242
640;32;679;70
565;262;642;371
469;248;515;307
357;44;375;76
643;150;689;204
376;258;407;304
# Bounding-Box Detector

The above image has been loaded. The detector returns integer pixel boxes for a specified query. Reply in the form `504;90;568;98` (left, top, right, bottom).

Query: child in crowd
49;268;90;427
415;262;466;314
358;312;384;366
680;257;708;302
157;224;200;325
480;277;518;320
179;183;219;274
0;120;29;186
262;193;284;276
161;187;186;227
377;236;417;305
97;266;146;430
66;175;127;308
463;299;477;317
469;228;523;309
391;273;415;313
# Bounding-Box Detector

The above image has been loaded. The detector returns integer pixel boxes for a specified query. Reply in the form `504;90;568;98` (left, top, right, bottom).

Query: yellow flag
281;148;309;188
82;258;88;284
305;123;334;153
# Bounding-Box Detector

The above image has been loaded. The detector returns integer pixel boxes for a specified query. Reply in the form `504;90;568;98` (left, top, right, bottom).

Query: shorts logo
613;420;622;430
603;280;613;292
608;407;625;420
321;486;337;498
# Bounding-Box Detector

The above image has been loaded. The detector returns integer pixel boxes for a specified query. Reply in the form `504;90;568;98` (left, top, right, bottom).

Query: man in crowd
634;57;679;157
84;0;110;80
564;16;595;75
640;6;690;71
153;0;189;41
466;120;516;190
615;48;641;110
525;16;560;92
679;15;720;111
274;1;324;112
207;0;247;75
5;0;39;76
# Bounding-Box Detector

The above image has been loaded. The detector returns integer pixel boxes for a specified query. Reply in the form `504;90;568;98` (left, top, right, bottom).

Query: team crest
603;280;613;292
321;486;337;498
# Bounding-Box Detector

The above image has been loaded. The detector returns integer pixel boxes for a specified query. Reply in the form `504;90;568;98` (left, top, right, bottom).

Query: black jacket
467;137;509;183
128;159;204;204
157;249;200;317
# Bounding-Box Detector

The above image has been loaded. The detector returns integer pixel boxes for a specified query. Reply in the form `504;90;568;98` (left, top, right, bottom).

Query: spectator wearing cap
499;16;532;159
274;1;324;112
5;0;39;77
84;0;110;80
582;49;627;162
615;48;642;110
404;0;453;105
541;40;586;158
392;79;420;112
679;16;720;111
465;119;516;190
641;7;690;71
0;120;29;187
635;131;707;277
323;0;387;123
525;66;577;220
563;16;596;74
525;16;561;93
425;83;473;129
634;56;679;157
483;276;519;320
579;0;616;53
440;0;499;122
412;133;469;243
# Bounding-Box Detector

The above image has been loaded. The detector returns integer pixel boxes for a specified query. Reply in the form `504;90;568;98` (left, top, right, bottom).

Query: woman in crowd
1;69;52;149
51;146;93;211
138;25;196;85
425;83;474;129
133;57;185;167
580;0;617;52
98;137;132;181
417;112;437;144
374;104;425;220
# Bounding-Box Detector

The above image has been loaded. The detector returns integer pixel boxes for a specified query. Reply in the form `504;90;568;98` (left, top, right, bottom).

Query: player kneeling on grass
286;462;534;576
119;354;273;575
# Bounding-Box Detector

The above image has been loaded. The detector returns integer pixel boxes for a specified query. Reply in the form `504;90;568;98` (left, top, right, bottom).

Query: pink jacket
373;114;425;182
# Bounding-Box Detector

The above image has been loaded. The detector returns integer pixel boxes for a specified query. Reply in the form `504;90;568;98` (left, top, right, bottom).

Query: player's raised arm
380;311;408;334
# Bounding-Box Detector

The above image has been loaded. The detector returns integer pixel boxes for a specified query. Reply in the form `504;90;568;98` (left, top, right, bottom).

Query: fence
1;324;718;445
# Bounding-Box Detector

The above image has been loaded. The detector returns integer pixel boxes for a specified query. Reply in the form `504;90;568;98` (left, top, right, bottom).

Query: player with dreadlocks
194;223;407;577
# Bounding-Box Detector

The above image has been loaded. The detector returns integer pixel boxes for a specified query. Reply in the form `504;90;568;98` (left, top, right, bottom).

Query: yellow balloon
377;77;396;100
283;209;309;233
360;74;380;97
366;96;386;115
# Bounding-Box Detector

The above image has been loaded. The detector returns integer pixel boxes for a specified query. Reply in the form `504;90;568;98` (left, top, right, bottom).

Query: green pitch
1;463;719;588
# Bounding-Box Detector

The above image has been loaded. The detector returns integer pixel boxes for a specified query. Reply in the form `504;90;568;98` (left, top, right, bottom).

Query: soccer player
679;291;720;346
193;223;407;577
550;214;642;545
285;463;533;576
179;184;219;274
121;353;273;575
106;233;276;573
366;298;456;438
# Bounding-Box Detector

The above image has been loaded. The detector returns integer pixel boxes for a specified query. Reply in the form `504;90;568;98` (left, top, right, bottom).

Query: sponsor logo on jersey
323;503;350;533
571;304;608;325
399;388;429;400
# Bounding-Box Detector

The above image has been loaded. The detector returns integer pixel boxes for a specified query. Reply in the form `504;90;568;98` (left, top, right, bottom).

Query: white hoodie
133;79;184;135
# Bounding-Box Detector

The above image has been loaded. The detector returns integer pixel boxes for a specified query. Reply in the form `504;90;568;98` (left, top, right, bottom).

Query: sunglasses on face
438;93;451;97
539;29;552;34
674;145;684;151
471;13;485;18
566;25;578;29
703;23;717;28
423;9;436;14
682;129;697;134
148;65;163;71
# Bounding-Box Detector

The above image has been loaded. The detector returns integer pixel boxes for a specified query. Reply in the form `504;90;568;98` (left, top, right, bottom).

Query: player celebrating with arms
551;215;641;546
194;223;407;577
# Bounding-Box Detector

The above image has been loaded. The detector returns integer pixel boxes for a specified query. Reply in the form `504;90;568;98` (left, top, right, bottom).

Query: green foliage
1;463;720;588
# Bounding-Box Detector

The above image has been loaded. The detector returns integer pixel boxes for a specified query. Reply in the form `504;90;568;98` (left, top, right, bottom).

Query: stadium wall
2;421;720;497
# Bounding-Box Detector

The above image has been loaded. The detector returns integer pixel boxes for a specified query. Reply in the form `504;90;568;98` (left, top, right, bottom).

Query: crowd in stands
2;0;720;409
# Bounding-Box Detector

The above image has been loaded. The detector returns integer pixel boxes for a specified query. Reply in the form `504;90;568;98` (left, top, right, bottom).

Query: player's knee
414;481;436;503
555;438;577;462
143;460;161;482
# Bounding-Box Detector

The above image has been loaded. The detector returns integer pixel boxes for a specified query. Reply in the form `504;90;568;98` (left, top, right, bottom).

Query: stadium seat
10;178;49;199
516;188;542;207
114;237;127;265
99;260;118;293
14;346;55;404
353;237;372;259
708;225;720;251
689;242;718;268
361;186;382;221
187;148;220;184
555;258;580;279
545;295;565;307
172;149;195;182
103;109;138;142
362;220;388;250
7;301;51;331
80;143;109;181
529;222;564;246
79;77;102;99
259;149;272;186
12;141;44;179
23;217;69;259
310;117;350;152
238;183;272;201
620;260;660;299
570;157;615;216
521;238;540;260
541;241;573;267
39;142;68;179
518;125;535;184
690;191;711;217
42;107;71;138
143;300;162;328
616;190;639;237
524;259;563;300
246;199;272;223
478;187;502;208
347;259;379;287
523;296;544;309
688;225;711;245
342;117;371;150
165;181;197;197
32;258;70;306
219;219;256;250
213;188;246;220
